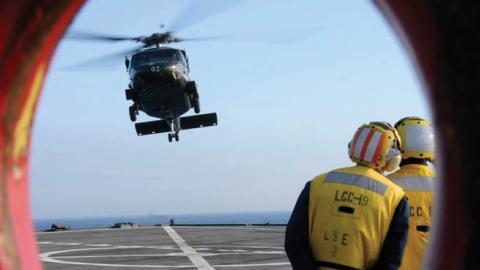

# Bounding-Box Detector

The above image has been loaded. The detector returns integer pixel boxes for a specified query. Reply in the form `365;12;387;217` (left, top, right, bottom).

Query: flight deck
36;225;292;270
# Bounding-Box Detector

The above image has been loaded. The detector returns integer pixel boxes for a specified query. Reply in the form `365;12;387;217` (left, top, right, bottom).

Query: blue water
34;211;291;231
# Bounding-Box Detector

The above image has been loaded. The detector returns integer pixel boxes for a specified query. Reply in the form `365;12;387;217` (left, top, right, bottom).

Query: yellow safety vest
388;164;434;270
308;165;405;269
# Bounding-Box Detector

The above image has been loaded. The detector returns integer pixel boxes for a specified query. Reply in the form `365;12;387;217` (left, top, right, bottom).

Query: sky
30;0;431;219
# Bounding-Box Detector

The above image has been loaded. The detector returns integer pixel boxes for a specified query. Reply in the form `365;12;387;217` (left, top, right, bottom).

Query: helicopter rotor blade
167;0;245;33
226;27;321;44
170;27;320;45
172;34;230;43
61;45;144;71
65;30;143;42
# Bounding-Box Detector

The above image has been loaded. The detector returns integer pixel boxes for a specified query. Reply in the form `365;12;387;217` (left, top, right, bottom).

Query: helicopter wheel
174;133;179;141
129;106;137;122
168;133;173;142
192;97;200;114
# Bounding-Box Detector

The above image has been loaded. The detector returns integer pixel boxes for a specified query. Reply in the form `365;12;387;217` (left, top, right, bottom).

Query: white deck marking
84;244;111;247
215;262;290;267
196;245;284;249
39;245;290;268
53;253;198;259
162;225;214;270
54;242;82;246
115;245;144;248
41;248;195;268
53;250;285;259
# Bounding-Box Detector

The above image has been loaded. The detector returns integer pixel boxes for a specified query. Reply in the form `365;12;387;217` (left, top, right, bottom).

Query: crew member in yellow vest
285;122;410;270
387;117;435;270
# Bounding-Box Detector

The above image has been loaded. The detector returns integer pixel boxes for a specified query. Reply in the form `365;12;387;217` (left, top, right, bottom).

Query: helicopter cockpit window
131;49;183;67
178;52;187;65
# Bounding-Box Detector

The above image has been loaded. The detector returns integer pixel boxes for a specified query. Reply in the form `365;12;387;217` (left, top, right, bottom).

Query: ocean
34;211;291;231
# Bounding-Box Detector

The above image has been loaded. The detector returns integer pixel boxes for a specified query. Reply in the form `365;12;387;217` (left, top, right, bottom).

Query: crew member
388;117;435;270
285;122;410;270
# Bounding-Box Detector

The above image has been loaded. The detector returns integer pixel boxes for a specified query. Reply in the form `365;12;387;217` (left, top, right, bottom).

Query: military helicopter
68;29;218;142
66;1;318;142
126;42;217;142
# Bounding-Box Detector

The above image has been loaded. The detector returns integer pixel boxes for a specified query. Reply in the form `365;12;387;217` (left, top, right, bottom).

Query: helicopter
126;44;217;142
65;1;318;142
121;32;219;142
68;29;218;142
64;0;255;142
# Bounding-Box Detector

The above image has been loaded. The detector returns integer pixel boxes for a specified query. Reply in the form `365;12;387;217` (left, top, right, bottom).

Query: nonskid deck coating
36;225;292;270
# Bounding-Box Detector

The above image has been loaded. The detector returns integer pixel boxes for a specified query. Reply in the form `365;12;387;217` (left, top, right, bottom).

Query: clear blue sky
30;0;430;219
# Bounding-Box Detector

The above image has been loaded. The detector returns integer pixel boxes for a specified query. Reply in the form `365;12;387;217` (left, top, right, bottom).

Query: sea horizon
34;210;291;231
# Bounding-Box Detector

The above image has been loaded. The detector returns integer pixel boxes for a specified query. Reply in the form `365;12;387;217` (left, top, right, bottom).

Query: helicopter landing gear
168;132;179;142
129;105;138;122
167;119;180;142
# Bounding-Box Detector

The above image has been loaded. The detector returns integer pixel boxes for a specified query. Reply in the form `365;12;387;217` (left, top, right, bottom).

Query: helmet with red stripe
348;122;402;172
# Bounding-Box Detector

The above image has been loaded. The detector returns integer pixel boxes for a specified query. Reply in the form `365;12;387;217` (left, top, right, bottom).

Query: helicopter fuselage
126;47;193;120
125;47;206;141
68;20;221;142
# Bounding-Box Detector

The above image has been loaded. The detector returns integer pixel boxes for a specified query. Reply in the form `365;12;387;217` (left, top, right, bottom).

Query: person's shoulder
329;165;361;175
310;172;328;184
359;167;405;195
386;168;404;180
311;166;357;180
381;176;405;198
309;166;360;187
423;164;436;177
388;164;435;179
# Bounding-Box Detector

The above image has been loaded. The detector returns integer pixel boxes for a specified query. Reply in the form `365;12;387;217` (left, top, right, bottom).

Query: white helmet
394;116;435;160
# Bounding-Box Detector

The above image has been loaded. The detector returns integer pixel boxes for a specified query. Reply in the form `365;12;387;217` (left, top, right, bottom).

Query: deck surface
36;225;292;270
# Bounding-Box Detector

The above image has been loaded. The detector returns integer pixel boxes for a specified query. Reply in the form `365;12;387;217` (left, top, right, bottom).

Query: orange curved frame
0;0;472;269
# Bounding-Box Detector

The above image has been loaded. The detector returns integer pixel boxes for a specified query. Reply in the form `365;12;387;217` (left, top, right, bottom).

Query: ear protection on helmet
384;148;402;172
374;122;402;172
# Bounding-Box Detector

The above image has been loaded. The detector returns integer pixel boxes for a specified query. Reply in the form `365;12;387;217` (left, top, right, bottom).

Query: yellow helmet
348;122;402;172
394;116;435;160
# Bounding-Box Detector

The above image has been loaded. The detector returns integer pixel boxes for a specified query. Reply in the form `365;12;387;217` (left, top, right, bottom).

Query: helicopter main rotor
63;28;225;69
66;30;215;47
62;0;319;69
66;0;243;50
